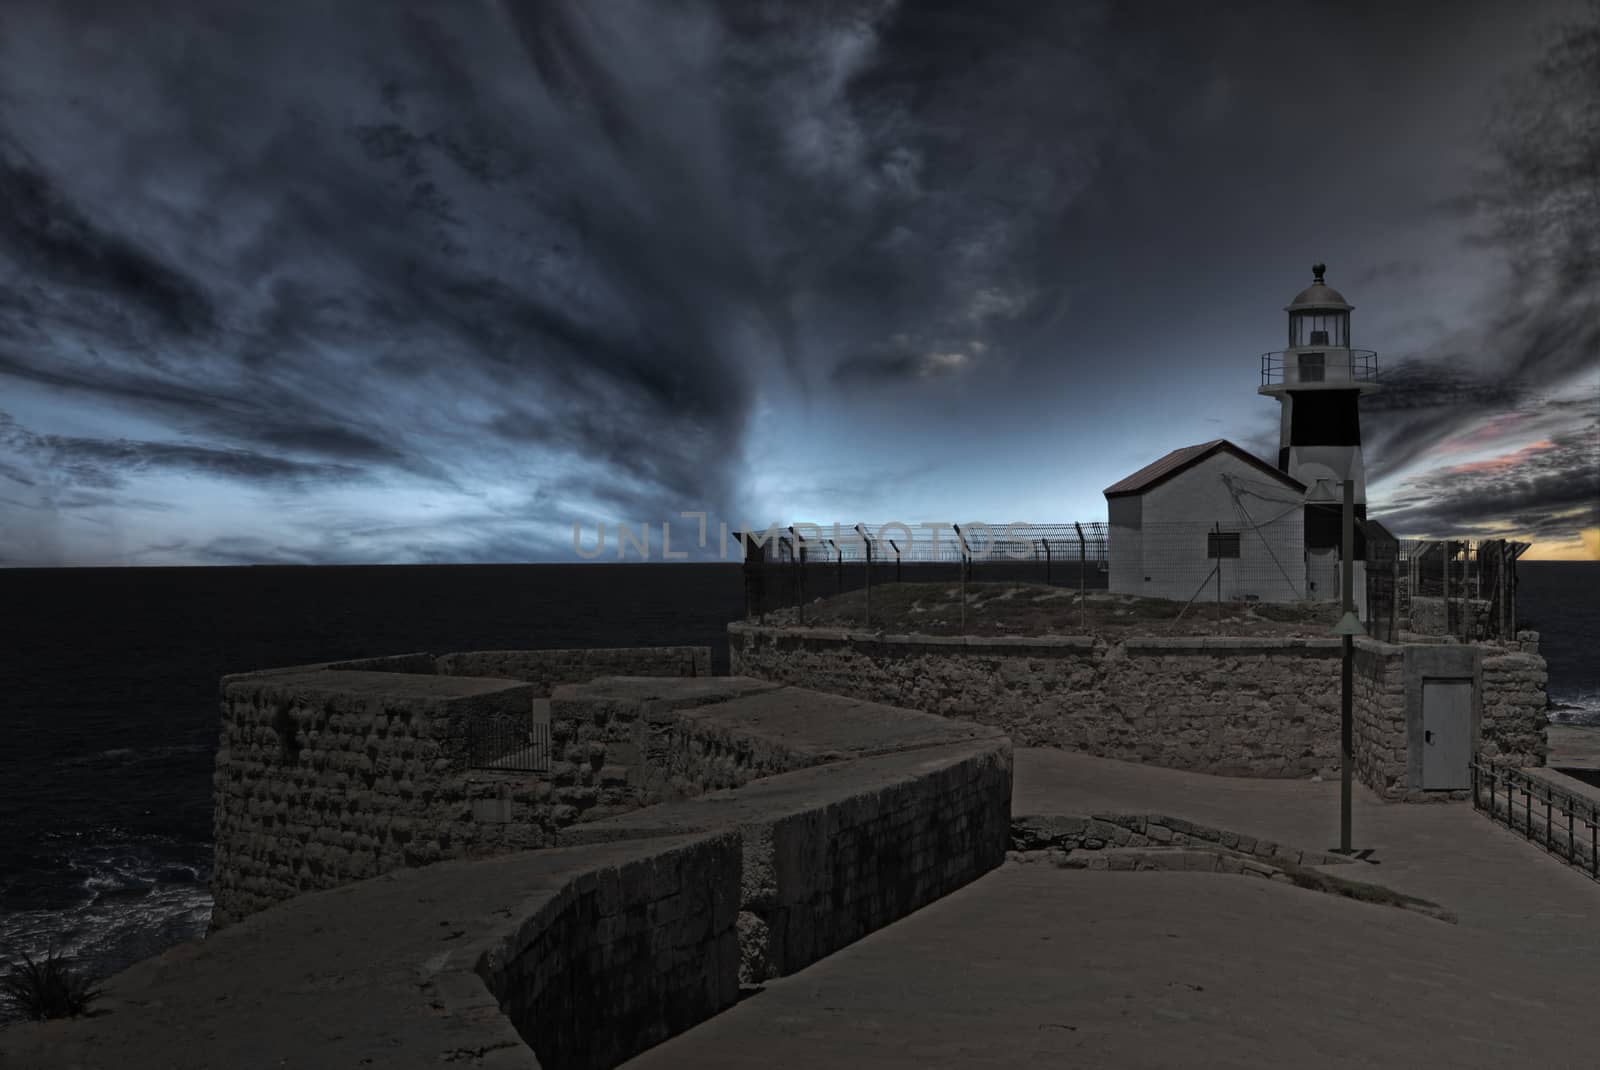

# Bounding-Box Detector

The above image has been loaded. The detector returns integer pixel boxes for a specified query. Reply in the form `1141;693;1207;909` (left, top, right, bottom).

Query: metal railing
1260;349;1378;388
467;716;552;773
1472;759;1600;880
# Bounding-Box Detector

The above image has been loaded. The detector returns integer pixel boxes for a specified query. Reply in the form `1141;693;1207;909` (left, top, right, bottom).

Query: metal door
1422;679;1473;790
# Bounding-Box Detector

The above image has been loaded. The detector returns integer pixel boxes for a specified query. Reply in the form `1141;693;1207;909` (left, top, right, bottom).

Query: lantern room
1260;263;1379;394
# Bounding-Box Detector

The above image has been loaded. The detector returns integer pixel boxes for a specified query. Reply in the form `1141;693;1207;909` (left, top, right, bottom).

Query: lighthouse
1259;263;1380;596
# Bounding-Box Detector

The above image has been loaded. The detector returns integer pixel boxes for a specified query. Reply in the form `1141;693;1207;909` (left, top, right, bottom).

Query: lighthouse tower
1259;263;1380;589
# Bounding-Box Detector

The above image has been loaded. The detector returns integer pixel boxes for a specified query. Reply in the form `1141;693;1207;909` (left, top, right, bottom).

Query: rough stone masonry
727;625;1548;798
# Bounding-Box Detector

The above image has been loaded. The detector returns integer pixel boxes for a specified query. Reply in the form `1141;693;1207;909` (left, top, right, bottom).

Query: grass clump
0;949;106;1020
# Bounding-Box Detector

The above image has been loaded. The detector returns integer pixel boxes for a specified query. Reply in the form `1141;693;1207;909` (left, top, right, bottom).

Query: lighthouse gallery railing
1261;349;1379;387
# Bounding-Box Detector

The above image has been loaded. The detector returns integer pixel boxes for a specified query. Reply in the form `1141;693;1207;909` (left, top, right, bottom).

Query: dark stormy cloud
0;0;1594;565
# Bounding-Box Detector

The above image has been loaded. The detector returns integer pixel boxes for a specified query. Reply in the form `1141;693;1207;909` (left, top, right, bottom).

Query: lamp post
1331;478;1364;855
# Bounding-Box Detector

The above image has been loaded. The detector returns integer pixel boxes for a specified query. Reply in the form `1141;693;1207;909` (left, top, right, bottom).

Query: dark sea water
0;560;1594;1015
1514;562;1600;726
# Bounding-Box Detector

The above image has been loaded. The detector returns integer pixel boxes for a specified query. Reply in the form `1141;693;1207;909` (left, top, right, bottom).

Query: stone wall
1352;642;1408;799
210;669;540;928
210;648;711;929
478;830;744;1070
18;679;1011;1070
552;677;1011;987
729;624;1547;799
1480;633;1549;767
729;625;1348;779
1408;595;1495;640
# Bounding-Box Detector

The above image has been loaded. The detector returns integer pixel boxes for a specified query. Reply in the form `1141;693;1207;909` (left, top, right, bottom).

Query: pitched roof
1103;439;1304;498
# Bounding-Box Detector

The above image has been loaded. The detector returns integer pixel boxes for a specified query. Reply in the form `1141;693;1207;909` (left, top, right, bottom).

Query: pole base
1327;847;1379;863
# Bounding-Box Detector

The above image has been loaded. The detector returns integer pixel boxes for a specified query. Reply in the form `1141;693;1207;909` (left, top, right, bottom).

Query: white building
1104;265;1384;611
1105;439;1308;603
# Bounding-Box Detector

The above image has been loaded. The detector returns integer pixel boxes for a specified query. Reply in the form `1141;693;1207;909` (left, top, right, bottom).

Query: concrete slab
556;674;782;704
674;686;1006;762
1548;724;1600;769
1013;748;1600;961
559;739;1010;846
624;865;1596;1069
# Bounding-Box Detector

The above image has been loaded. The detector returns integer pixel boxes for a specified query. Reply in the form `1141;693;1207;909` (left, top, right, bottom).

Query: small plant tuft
0;949;106;1020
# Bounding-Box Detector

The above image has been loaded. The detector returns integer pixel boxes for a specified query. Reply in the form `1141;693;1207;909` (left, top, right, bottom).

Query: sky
0;0;1595;566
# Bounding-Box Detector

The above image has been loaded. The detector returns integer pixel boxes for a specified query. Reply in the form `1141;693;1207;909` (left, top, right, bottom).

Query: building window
1298;352;1325;383
1207;532;1241;558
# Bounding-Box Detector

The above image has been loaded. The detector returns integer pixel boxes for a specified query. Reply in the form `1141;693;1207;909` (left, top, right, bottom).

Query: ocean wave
0;833;213;1026
0;828;212;1023
53;743;211;770
0;881;213;1025
1548;689;1600;727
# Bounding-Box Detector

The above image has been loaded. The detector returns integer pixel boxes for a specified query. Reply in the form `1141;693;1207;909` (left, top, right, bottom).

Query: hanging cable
1219;472;1305;598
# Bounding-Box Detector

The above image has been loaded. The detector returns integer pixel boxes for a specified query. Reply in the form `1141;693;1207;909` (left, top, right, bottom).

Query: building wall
1139;451;1295;523
1108;451;1306;603
1107;495;1144;595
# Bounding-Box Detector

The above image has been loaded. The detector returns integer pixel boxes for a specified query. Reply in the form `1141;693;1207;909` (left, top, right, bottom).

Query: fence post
1443;542;1452;637
793;527;806;626
857;523;872;629
1214;520;1223;633
1073;522;1087;634
1042;538;1052;586
954;524;967;636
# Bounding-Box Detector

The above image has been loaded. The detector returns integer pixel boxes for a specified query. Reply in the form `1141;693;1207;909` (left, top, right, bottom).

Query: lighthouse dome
1285;263;1352;311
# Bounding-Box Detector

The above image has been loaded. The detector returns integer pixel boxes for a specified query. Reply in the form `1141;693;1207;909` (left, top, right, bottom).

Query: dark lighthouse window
1287;390;1362;445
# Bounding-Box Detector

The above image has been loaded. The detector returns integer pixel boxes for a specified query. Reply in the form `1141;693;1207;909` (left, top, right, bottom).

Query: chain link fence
736;519;1529;642
1398;537;1531;642
738;523;1107;627
736;519;1371;637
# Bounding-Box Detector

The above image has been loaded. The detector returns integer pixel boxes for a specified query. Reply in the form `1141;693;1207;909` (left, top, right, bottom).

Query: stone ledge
551;675;783;723
665;685;1007;764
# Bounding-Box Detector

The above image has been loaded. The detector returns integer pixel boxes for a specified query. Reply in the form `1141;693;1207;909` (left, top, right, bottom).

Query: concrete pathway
627;865;1594;1069
1013;748;1600;961
625;748;1600;1069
